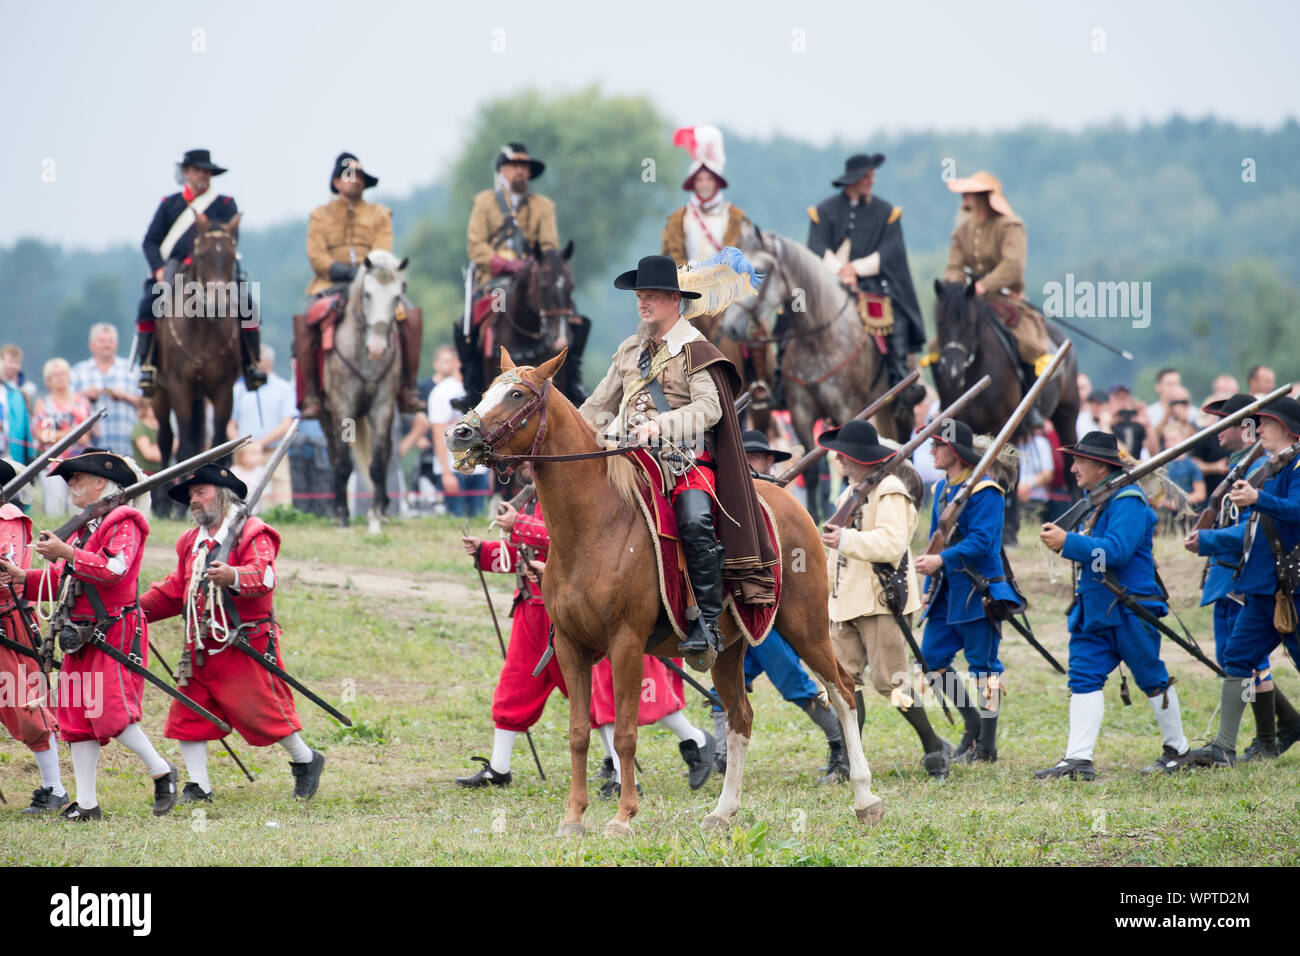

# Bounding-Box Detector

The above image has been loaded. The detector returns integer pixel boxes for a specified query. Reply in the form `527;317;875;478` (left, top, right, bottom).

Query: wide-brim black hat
495;142;545;180
613;255;701;299
330;152;379;193
930;419;980;467
179;149;227;175
1201;392;1256;418
167;462;249;506
50;449;133;483
818;420;897;466
1257;396;1300;437
832;152;885;187
742;429;792;463
1061;430;1125;468
0;459;15;486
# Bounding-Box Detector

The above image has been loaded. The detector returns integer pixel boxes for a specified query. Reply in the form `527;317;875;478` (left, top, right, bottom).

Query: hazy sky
2;0;1296;249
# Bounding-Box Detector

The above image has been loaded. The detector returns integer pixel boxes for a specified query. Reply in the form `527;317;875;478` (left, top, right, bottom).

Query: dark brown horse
931;279;1081;534
152;211;245;516
447;348;884;837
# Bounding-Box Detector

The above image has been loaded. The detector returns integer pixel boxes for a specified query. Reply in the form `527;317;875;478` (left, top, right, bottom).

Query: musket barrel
1;407;107;503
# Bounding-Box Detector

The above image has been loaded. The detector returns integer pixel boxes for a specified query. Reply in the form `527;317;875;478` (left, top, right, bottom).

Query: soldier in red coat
0;451;178;821
139;464;324;802
456;481;567;787
0;461;68;814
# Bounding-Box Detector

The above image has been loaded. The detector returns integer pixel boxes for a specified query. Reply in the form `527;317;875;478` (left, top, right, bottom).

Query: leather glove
328;262;357;282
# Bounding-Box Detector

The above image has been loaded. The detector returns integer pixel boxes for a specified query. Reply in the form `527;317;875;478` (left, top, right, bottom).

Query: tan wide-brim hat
947;170;1015;217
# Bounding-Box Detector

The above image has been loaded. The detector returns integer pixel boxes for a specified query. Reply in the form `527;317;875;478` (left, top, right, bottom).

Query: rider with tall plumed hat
807;152;925;405
297;152;423;417
579;255;778;671
661;126;751;267
0;450;179;820
137;149;263;398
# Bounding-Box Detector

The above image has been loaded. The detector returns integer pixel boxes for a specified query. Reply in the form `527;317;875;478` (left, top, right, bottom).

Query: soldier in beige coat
942;170;1053;376
818;420;953;779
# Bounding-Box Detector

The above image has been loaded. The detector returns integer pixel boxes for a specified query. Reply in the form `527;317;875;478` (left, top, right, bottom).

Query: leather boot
240;323;267;391
294;312;323;419
563;315;592;405
397;307;424;413
674;488;726;670
137;329;157;398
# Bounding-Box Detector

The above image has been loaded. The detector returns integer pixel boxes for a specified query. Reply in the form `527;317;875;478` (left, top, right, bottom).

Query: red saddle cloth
625;448;780;647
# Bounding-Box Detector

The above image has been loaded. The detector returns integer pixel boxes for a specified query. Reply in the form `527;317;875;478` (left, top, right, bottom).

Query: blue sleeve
1061;496;1144;568
142;199;170;271
1197;523;1246;557
939;486;1003;569
1255;470;1300;525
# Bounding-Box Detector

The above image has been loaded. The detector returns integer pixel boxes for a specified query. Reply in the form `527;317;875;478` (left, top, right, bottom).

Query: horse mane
605;454;640;510
758;232;853;319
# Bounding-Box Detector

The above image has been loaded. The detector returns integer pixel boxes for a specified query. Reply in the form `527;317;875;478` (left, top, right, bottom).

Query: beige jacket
942;213;1027;294
466;188;558;273
578;319;721;446
826;474;921;622
305;197;394;296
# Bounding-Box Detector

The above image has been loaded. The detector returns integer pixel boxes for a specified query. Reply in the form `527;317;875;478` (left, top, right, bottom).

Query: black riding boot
565;315;592;405
674;488;726;671
240;324;267;391
137;329;157;398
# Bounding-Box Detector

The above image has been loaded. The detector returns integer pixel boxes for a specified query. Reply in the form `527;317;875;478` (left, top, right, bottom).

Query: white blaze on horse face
360;251;405;360
474;377;515;420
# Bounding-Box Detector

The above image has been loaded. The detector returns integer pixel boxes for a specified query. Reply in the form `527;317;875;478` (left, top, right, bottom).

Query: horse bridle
457;369;552;471
516;258;574;342
731;240;852;344
938;296;982;389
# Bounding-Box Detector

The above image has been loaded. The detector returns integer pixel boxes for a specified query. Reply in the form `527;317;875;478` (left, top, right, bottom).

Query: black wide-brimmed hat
179;149;227;175
0;459;15;486
930;419;980;467
818;420;897;466
495;142;545;179
742;430;792;463
50;449;133;483
1256;396;1300;437
167;463;249;506
1061;431;1125;468
613;255;701;299
1201;392;1256;418
832;152;885;187
330;152;379;193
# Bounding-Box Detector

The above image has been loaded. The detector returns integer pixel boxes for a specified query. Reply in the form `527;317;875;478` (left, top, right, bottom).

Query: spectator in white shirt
427;350;490;517
227;345;296;508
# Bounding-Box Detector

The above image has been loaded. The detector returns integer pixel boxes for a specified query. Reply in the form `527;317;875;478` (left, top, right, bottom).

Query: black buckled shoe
679;733;715;791
954;741;997;764
60;802;103;821
290;749;326;799
153;761;179;816
922;739;954;781
595;756;616;782
455;756;511;789
179;782;214;804
138;365;157;399
819;740;850;785
1184;744;1236;769
1140;745;1190;775
598;778;643;800
21;787;70;815
1034;758;1097;781
1239;737;1280;763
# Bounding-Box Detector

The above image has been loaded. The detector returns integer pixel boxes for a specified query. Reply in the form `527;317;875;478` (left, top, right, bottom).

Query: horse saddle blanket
305;292;346;354
984;294;1053;366
626;447;781;647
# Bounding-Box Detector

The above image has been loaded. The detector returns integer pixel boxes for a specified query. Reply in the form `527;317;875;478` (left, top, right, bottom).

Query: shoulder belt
490;189;523;254
159;189;222;261
806;205;820;224
887;206;903;225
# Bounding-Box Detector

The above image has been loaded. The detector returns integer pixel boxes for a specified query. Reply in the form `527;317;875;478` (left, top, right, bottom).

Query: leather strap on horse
785;324;870;387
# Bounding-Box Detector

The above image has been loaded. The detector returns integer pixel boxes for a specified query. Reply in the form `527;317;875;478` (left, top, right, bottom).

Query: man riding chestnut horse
578;254;778;670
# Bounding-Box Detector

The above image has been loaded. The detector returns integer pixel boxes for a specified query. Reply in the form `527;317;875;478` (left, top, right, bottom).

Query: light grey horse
320;250;408;532
724;231;898;521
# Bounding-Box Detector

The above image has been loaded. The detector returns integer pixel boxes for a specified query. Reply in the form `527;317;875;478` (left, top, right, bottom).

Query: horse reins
165;229;241;372
332;295;398;387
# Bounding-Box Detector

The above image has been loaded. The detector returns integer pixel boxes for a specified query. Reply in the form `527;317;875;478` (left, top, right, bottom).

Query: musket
1055;383;1294;532
824;374;991;529
227;634;353;726
1099;577;1225;677
148;639;255;782
1195;442;1268;533
775;369;921;488
211;420;299;566
84;629;232;732
48;435;251;542
1;408;107;503
656;655;725;710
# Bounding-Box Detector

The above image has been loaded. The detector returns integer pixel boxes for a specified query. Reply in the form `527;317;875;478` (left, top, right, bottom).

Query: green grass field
4;511;1299;867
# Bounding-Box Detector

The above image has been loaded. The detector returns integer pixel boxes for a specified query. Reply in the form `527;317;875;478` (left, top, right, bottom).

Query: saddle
624;447;781;649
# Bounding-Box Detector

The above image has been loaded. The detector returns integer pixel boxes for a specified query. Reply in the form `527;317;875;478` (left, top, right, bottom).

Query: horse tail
352;416;373;484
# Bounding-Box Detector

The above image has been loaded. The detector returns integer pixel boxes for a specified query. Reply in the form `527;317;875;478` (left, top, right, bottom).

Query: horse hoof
367;518;381;535
855;797;885;826
556;821;587;838
700;813;731;832
603;819;633;838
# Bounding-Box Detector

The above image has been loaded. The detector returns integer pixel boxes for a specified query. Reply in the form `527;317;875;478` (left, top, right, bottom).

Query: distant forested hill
3;104;1296;401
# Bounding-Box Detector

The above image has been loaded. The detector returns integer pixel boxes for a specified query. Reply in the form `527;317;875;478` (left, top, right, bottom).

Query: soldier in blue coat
915;420;1021;763
1186;396;1300;768
1189;393;1299;760
136;149;264;397
1036;431;1190;780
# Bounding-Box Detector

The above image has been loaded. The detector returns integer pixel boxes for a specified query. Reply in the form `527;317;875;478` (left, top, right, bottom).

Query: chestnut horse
153;211;245;517
447;348;884;837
